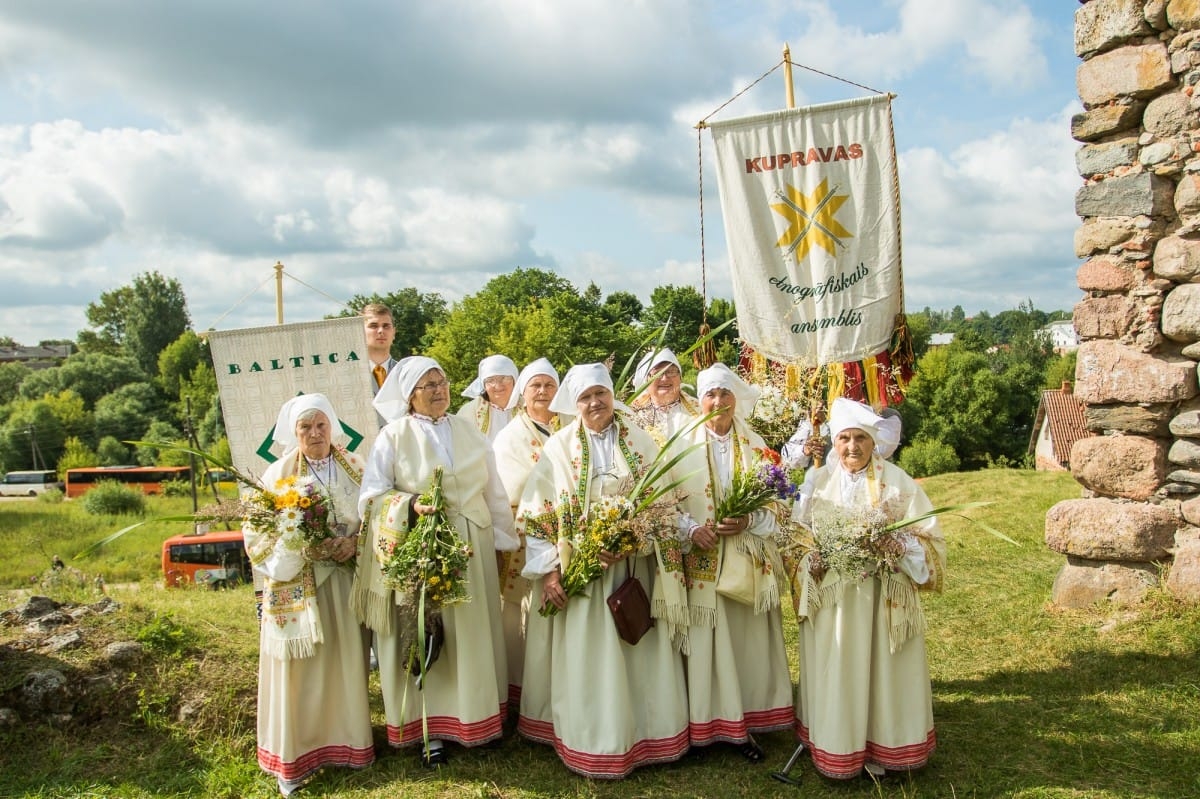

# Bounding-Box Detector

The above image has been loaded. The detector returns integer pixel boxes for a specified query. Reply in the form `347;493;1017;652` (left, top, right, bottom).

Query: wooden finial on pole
274;261;285;324
783;43;795;109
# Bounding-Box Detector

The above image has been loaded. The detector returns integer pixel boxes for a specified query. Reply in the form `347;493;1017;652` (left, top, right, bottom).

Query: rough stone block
1144;91;1194;136
1071;435;1167;500
1075;217;1138;255
1162;283;1200;342
1169;437;1200;468
1147;0;1170;29
1046;496;1181;559
1072;103;1147;142
1050;557;1160;607
1152;235;1200;281
1085;402;1173;435
1176;173;1200;217
1076;139;1140;176
1168;0;1200;32
1076;173;1176;217
1074;295;1140;340
1166;525;1200;600
1076;0;1154;57
1079;255;1140;291
1077;43;1173;105
1075;340;1198;404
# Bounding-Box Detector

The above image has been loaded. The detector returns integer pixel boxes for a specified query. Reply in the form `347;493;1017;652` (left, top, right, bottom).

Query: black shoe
738;739;766;764
421;746;448;769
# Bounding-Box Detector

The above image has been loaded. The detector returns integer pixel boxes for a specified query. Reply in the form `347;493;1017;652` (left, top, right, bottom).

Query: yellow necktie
373;364;387;387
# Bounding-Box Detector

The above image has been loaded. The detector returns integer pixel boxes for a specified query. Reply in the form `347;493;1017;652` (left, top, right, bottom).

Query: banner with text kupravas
708;94;901;367
207;316;377;480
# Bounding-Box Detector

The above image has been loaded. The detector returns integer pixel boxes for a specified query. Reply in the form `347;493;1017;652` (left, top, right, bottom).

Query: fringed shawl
517;415;691;651
246;446;364;661
793;455;946;654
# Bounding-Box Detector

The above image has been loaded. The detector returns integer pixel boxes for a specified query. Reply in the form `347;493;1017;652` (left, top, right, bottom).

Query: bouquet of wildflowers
379;467;473;686
713;447;803;522
244;474;346;564
540;438;690;617
380;466;473;606
803;502;909;582
747;384;807;450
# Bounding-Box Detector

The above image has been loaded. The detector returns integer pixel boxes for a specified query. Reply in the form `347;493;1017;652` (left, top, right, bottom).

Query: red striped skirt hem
257;744;374;781
796;721;936;779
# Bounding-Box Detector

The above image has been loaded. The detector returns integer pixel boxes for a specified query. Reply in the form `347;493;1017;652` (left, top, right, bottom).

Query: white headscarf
549;363;631;417
511;357;559;410
874;407;903;459
272;393;344;449
828;397;902;455
634;347;682;386
462;354;518;399
373;355;442;422
695;362;760;420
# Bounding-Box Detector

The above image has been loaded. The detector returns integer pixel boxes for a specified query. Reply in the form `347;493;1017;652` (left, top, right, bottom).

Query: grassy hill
1;469;1198;798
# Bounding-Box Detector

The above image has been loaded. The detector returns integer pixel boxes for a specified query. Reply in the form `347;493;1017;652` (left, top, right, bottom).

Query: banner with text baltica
708;94;901;366
207;317;377;481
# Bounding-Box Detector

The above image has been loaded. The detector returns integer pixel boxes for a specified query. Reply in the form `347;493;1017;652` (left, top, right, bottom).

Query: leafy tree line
0;267;1071;478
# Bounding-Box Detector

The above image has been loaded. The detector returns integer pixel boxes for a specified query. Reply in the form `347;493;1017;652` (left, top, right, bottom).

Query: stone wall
1051;0;1200;606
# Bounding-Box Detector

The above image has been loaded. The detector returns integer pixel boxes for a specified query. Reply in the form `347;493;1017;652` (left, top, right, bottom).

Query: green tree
641;285;707;355
81;272;190;374
0;362;30;405
340;287;449;357
177;362;219;434
0;401;67;472
1044;352;1077;390
137;420;184;466
57;436;99;474
94;383;166;447
96;436;130;466
41;391;93;447
601;291;643;327
157;331;206;400
20;352;147;408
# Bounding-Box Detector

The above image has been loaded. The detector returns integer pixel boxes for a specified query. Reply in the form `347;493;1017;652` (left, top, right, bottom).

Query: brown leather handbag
607;560;653;645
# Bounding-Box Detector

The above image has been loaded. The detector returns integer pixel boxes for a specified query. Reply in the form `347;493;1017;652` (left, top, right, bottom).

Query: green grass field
1;469;1198;798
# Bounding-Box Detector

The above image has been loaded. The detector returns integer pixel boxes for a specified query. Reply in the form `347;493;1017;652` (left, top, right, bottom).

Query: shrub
161;478;191;498
37;487;65;504
135;611;197;657
898;436;961;478
81;480;146;515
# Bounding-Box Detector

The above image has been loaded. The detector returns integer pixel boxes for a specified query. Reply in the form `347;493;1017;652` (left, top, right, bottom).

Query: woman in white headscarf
630;348;698;445
514;363;690;779
671;363;793;762
354;356;519;767
790;398;945;779
246;393;373;796
489;357;562;708
456;354;519;442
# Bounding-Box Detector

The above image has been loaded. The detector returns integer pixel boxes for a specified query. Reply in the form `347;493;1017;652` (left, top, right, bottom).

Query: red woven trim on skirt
507;683;522;708
387;709;505;748
796;721;936;779
257;744;375;781
689;705;795;745
519;716;690;777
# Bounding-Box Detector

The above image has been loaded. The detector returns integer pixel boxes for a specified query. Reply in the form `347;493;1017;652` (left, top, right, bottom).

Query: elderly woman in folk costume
456;354;519;443
671;363;793;763
354;356;519;767
790;398;945;779
490;357;562;709
630;348;698;445
515;363;690;779
245;393;374;797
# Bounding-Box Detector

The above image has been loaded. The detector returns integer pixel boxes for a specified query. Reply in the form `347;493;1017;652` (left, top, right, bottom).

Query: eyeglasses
653;367;681;379
413;380;449;392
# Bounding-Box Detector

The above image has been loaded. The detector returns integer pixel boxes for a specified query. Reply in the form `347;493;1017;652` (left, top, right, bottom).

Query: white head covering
272;393;344;449
549;363;631;417
634;348;682;386
874;407;903;459
828;397;902;458
695;362;760;419
373;355;442;422
462;354;518;399
511;357;559;410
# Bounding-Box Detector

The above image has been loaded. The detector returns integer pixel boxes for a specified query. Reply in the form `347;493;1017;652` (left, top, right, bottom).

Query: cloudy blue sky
0;0;1080;345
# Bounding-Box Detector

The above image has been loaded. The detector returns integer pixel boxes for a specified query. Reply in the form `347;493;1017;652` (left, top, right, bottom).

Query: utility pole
25;424;46;470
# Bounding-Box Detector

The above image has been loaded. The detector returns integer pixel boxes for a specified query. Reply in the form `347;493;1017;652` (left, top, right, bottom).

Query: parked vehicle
0;469;63;497
65;465;192;498
161;529;251;589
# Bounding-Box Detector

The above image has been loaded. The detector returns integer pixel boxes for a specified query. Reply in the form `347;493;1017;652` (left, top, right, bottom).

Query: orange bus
161;529;251;589
65;465;192;498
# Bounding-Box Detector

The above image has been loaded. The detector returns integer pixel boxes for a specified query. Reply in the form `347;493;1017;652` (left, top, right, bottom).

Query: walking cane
769;742;805;785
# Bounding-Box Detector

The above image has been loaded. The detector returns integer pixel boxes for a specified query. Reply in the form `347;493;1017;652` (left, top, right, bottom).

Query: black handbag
606;560;653;645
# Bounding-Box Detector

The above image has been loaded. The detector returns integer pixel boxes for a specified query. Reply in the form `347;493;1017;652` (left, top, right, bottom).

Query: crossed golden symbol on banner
771;178;852;261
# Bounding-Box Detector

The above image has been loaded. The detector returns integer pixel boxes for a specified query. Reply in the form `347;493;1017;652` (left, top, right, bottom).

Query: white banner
708;94;901;365
208;317;378;481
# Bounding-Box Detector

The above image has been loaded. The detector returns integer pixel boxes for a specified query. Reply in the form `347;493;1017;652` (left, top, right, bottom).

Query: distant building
930;332;955;347
0;345;72;370
1038;320;1079;354
1028;381;1092;471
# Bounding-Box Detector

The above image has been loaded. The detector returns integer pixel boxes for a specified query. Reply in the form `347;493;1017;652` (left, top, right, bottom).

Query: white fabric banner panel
208;317;377;481
708;94;901;365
